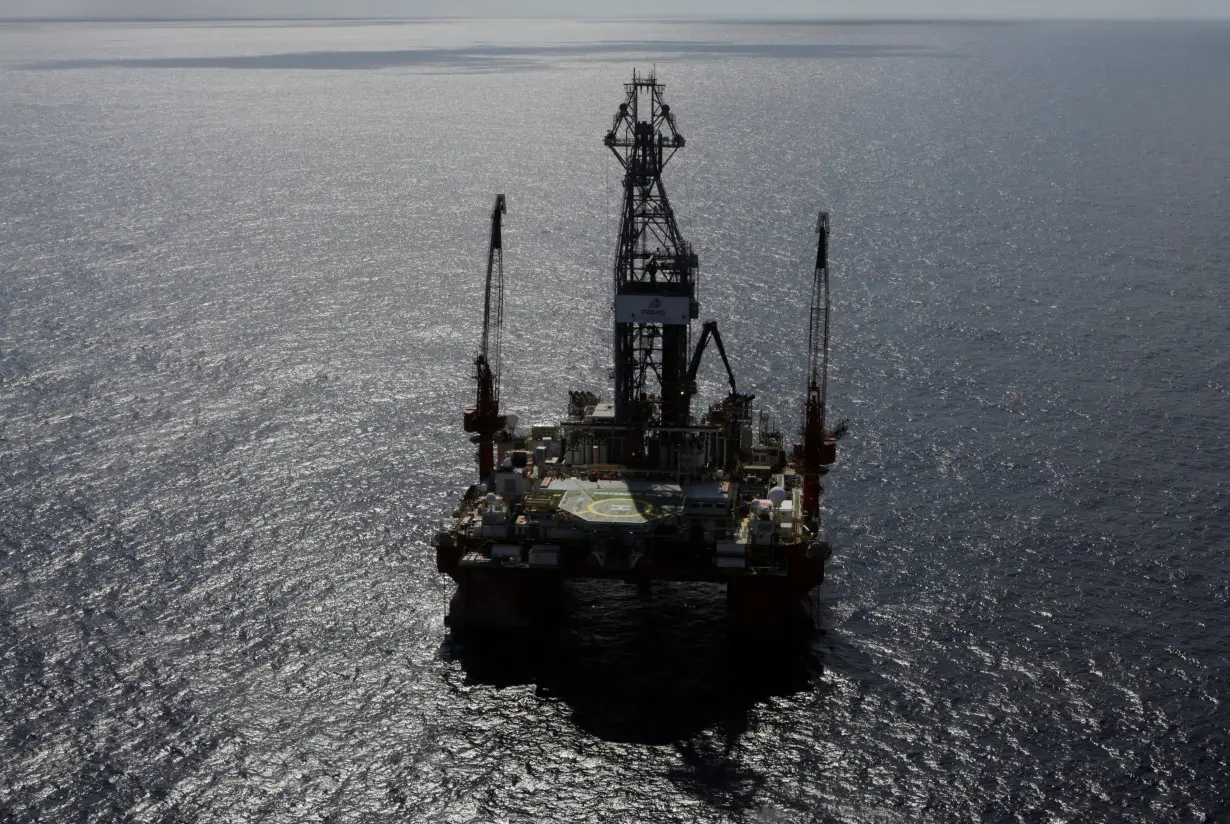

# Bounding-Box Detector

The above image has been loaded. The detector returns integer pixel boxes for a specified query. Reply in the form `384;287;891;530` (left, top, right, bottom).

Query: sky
1;0;1228;19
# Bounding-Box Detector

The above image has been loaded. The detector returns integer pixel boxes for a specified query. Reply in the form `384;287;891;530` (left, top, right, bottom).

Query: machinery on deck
435;72;840;632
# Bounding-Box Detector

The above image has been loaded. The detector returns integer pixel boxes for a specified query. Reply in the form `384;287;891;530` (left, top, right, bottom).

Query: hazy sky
3;0;1229;20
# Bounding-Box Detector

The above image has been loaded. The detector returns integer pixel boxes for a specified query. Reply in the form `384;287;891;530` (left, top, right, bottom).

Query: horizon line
3;15;1230;23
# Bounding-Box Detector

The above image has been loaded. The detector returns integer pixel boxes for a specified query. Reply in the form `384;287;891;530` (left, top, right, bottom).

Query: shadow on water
441;581;827;810
26;41;947;72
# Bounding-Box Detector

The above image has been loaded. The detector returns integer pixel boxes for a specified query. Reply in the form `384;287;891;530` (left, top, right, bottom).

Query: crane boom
801;211;836;524
480;194;506;400
463;195;508;482
807;210;830;427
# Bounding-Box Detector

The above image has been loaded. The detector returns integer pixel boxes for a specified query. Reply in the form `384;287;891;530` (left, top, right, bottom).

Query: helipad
556;483;682;528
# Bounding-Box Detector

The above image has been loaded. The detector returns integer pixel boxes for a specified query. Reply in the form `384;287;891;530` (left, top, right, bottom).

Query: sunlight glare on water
1;17;1228;823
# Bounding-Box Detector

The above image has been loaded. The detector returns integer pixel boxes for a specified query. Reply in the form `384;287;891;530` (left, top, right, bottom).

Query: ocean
1;17;1227;823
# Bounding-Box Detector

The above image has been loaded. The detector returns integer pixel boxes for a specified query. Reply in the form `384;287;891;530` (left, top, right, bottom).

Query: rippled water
2;18;1228;823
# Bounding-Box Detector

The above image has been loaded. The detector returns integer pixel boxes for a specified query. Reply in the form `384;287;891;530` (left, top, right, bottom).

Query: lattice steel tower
604;70;698;428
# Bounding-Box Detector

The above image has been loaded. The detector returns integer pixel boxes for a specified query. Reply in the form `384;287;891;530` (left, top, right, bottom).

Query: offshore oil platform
434;71;839;633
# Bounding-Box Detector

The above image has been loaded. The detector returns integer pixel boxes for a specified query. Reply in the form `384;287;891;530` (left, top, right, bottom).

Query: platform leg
726;577;814;636
448;567;563;630
448;567;531;630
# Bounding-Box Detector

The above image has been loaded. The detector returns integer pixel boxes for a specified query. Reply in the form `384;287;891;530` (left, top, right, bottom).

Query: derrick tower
604;70;698;428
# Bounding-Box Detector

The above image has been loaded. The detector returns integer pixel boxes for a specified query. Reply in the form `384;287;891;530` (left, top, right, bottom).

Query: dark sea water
2;17;1228;823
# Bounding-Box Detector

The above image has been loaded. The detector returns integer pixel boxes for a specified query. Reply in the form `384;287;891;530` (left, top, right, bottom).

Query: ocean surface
1;17;1228;823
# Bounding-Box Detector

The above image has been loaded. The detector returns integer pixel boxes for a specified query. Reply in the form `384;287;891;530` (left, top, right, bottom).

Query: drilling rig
605;71;698;435
437;73;841;635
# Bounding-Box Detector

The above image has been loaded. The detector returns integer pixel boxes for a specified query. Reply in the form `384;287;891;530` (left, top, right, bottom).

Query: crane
462;195;508;482
800;211;837;525
684;320;738;399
